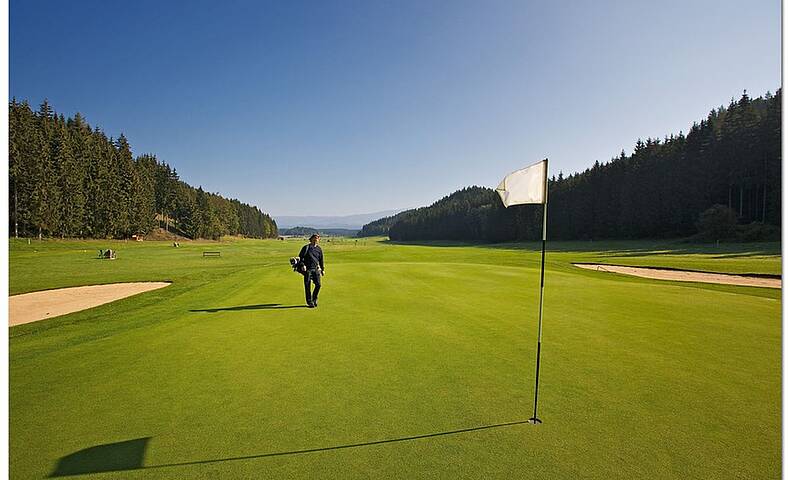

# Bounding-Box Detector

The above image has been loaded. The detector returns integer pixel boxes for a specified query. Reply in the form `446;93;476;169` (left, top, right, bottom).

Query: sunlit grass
9;237;781;479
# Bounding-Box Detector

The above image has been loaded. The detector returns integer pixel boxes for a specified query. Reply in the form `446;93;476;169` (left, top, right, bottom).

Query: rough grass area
9;237;781;479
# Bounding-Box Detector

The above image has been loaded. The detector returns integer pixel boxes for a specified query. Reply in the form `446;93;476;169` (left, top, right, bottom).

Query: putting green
9;238;781;479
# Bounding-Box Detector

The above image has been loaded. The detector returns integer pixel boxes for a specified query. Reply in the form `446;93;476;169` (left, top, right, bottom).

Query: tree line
362;90;781;242
9;100;278;240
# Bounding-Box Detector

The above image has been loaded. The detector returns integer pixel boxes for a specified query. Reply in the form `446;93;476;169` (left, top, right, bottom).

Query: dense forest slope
362;90;781;242
9;100;277;240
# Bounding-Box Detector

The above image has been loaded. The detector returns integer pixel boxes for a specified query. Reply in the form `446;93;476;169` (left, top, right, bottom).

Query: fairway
9;238;781;479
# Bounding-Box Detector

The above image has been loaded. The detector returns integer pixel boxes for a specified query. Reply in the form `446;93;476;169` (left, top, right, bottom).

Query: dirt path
573;264;781;289
9;282;171;327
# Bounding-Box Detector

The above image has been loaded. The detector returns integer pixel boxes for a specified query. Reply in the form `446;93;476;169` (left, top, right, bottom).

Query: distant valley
279;226;360;237
274;210;404;230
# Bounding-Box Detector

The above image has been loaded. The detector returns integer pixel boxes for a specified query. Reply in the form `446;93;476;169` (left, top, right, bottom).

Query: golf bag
289;257;305;273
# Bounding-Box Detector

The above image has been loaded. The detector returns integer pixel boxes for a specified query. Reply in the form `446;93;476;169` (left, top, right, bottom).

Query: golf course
8;236;781;479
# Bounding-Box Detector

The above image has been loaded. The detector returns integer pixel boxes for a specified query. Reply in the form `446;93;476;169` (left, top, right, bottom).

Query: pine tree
68;112;94;237
112;134;135;237
54;121;85;237
131;155;157;235
90;129;116;238
8;100;32;237
30;100;60;239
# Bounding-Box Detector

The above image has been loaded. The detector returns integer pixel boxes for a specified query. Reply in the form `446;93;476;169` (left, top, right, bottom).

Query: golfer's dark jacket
299;244;324;272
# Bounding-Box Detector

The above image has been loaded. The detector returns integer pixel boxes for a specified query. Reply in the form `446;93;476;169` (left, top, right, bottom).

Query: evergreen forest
359;90;782;242
9;100;278;240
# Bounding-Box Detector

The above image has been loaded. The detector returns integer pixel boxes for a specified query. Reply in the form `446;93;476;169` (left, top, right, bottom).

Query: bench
203;251;221;257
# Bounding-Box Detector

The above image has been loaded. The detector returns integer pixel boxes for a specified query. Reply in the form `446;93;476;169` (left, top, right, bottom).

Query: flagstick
530;159;549;425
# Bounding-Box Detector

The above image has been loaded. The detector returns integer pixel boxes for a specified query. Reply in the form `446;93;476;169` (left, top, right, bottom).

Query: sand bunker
574;264;781;289
9;282;171;327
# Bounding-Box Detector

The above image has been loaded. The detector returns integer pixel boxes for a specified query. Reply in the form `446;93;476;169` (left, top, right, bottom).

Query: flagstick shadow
52;420;531;477
50;438;151;477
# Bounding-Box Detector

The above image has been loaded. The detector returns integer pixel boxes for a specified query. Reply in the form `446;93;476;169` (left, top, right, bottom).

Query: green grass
9;237;781;479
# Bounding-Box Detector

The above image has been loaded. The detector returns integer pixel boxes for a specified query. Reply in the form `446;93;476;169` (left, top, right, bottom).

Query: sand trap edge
573;264;781;289
9;282;172;327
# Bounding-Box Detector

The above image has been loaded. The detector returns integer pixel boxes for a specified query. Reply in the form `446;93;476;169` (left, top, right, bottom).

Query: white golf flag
496;159;547;207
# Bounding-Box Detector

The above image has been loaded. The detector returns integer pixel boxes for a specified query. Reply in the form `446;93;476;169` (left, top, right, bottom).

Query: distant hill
275;210;404;230
386;187;510;241
280;226;359;237
356;209;415;237
362;90;782;242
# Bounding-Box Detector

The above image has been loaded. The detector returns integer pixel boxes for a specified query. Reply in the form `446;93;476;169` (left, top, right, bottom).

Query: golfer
298;234;324;308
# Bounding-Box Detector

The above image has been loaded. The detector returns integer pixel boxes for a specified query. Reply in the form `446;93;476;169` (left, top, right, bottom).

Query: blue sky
10;0;780;216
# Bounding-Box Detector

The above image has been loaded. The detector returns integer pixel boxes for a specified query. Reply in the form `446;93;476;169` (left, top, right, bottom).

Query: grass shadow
381;238;780;257
190;303;308;312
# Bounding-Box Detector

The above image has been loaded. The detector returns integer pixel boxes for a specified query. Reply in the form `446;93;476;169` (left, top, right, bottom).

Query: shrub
736;222;781;242
695;204;737;241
